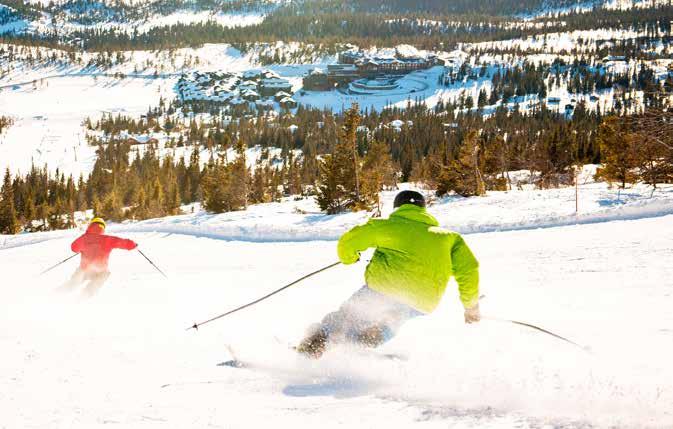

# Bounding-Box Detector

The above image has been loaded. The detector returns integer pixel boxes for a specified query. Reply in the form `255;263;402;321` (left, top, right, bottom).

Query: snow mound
2;181;672;249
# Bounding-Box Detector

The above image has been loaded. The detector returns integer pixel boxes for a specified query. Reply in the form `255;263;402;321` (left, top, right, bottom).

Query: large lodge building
303;49;441;91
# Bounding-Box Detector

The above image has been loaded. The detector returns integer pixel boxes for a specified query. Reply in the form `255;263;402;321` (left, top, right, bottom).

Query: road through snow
2;213;673;428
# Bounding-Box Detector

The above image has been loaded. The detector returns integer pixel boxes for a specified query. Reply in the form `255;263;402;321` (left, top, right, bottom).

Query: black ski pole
188;261;341;331
138;249;168;278
483;316;589;352
478;294;588;352
39;253;78;276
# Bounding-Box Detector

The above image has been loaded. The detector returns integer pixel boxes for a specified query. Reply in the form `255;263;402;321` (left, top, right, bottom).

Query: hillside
3;173;672;247
2;185;673;427
2;0;673;426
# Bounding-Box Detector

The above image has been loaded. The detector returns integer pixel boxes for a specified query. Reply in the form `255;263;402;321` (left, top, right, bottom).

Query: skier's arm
107;236;138;251
71;236;84;253
451;234;480;309
337;221;380;265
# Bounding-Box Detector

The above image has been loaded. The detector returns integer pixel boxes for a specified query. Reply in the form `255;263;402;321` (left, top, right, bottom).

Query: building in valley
303;47;440;91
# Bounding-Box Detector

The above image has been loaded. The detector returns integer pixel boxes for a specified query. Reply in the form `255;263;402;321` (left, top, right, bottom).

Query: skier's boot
296;328;328;359
356;325;386;348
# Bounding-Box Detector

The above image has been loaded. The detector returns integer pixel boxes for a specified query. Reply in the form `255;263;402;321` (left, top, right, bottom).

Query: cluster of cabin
176;69;298;111
303;48;442;91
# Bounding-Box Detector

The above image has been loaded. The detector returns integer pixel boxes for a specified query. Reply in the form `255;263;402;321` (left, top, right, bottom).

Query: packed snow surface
2;183;673;428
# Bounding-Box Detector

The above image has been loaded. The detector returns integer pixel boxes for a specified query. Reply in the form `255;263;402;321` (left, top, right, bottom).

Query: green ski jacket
337;204;479;314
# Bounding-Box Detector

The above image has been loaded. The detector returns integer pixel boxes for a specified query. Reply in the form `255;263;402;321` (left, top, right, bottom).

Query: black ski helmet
393;190;426;208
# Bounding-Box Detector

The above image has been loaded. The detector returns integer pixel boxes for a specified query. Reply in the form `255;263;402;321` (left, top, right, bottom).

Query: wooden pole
575;166;579;215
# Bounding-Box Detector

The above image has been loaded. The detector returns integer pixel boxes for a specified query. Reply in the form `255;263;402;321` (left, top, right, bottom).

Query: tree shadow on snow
597;191;642;207
299;213;344;225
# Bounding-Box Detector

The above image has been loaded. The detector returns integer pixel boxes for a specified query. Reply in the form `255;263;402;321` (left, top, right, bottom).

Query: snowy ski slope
1;185;673;428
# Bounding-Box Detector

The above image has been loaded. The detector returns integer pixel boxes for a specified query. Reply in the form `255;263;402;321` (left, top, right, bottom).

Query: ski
217;345;407;370
218;359;248;368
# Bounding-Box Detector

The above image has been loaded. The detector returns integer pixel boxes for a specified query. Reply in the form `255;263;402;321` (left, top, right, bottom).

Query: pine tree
268;165;282;202
91;195;102;218
187;148;201;201
448;130;486;197
133;186;149;220
166;184;181;215
477;88;488;108
483;135;510;190
286;152;303;196
340;104;363;208
47;197;67;230
229;140;248;210
595;116;637;188
315;154;344;214
35;202;49;231
634;135;672;188
315;104;367;213
76;174;87;211
100;190;124;221
0;169;19;234
201;161;230;214
23;190;36;231
149;177;165;217
361;140;396;213
250;163;268;204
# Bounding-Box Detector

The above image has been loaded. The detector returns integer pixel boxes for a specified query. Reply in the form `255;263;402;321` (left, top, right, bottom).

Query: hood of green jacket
388;204;439;226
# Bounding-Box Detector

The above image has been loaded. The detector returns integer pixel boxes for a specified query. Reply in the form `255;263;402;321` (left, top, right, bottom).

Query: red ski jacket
71;223;137;273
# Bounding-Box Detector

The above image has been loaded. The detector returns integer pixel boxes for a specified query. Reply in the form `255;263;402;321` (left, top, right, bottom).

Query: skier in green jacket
297;190;480;358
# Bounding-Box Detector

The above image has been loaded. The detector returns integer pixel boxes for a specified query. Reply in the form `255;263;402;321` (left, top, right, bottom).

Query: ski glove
464;303;481;324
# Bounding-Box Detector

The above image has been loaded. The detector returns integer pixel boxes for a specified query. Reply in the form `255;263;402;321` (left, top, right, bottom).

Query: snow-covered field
2;184;673;428
46;11;267;34
0;75;176;177
0;60;459;177
0;44;315;176
0;1;271;38
604;0;673;10
0;35;664;179
466;28;660;53
523;0;673;18
0;36;663;178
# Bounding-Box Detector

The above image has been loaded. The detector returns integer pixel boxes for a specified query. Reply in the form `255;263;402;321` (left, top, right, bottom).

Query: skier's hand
464;303;481;324
338;251;360;265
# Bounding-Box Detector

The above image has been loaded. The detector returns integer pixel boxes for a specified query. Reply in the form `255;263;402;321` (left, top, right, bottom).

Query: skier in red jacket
60;218;137;297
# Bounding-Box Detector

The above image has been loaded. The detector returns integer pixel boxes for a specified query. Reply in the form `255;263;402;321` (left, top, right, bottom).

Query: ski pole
138;249;168;278
39;253;78;276
188;261;341;331
478;295;588;352
482;316;590;352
